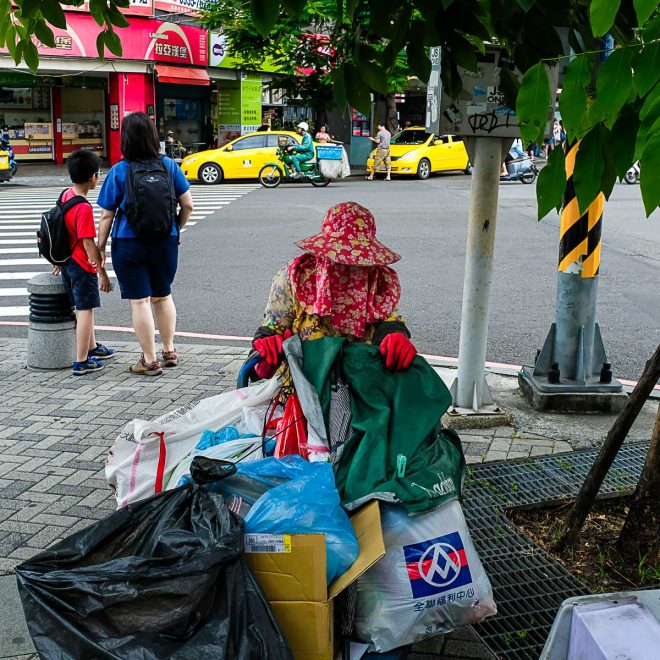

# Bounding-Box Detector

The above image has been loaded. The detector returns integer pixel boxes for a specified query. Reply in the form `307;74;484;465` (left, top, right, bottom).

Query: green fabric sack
301;337;465;513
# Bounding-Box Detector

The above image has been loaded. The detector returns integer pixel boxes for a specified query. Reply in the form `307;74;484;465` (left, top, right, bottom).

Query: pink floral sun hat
294;201;400;266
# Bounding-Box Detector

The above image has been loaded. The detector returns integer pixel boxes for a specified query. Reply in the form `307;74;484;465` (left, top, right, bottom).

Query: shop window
232;135;266;150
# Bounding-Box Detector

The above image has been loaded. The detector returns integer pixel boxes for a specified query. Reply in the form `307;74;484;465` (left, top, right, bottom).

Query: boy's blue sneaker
88;343;115;360
72;358;105;376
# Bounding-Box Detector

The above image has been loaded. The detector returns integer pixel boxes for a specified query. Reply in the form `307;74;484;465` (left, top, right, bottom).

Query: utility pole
451;137;507;413
519;142;625;412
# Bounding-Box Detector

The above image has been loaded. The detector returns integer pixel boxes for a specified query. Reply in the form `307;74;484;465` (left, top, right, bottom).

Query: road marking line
0;306;29;317
0;288;28;296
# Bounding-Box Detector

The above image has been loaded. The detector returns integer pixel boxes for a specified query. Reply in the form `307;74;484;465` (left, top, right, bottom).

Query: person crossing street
367;122;392;181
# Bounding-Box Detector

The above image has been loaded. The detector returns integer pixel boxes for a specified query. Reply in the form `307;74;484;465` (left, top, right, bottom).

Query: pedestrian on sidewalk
53;150;115;375
96;112;194;376
251;201;417;378
367;122;391;181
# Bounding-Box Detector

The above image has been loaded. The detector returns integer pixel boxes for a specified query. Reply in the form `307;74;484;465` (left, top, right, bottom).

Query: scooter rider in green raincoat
290;121;315;177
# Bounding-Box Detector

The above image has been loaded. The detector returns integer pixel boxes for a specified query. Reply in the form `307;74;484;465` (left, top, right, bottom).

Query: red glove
253;329;293;366
380;333;417;371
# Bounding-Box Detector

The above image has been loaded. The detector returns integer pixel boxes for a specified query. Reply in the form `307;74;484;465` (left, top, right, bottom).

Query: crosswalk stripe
0;183;258;318
0;288;28;296
0;306;29;316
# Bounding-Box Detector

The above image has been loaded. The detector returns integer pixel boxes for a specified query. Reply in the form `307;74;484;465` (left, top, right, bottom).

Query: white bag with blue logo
354;501;497;652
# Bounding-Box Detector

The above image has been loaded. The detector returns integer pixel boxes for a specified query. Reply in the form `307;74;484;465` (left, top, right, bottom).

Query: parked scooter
1;132;18;176
501;150;538;184
624;161;640;184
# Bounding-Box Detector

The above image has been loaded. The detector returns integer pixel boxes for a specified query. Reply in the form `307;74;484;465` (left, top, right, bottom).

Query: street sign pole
451;137;505;413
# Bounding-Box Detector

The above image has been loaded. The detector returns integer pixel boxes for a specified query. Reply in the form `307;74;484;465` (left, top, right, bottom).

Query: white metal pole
454;137;504;410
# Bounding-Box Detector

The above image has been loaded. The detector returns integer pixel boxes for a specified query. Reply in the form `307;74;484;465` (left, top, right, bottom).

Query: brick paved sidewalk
1;336;656;659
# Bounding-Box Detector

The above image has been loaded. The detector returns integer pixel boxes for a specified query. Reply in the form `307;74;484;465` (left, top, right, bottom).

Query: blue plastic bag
236;456;359;583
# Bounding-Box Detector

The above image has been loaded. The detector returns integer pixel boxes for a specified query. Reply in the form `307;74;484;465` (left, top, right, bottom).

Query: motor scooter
500;155;538;184
258;138;329;188
1;132;17;176
624;161;640;184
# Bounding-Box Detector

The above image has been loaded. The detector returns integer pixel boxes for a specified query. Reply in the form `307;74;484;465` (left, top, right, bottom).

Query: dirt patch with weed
512;497;660;593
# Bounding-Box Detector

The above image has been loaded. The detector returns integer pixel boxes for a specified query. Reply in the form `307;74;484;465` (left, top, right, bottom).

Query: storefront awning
156;65;210;86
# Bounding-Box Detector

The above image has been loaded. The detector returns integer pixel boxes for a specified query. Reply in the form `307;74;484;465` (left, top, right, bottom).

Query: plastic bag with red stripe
353;500;496;652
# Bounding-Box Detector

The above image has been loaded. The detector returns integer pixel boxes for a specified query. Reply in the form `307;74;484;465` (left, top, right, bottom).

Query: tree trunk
385;93;398;134
618;401;660;562
555;343;660;552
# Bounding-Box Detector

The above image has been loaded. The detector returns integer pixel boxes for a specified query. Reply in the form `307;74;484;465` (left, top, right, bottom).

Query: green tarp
301;337;465;513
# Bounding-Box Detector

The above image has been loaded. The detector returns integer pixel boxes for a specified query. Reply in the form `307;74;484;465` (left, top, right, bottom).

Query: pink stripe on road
0;320;657;392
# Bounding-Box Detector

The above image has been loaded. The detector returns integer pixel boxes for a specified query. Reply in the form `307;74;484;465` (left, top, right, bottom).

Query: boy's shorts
61;260;100;311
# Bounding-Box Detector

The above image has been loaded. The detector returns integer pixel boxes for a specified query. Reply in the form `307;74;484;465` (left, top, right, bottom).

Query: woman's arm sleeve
371;309;411;346
254;268;296;340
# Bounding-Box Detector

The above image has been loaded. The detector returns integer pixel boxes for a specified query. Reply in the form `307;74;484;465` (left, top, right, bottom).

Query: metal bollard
26;273;76;370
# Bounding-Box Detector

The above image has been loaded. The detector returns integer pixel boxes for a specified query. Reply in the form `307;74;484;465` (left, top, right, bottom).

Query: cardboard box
244;501;385;660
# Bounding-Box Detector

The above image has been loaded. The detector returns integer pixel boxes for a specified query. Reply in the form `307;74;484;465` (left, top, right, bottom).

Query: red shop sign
1;14;208;66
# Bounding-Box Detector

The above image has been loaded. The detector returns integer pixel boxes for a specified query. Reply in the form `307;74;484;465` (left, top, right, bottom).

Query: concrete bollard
26;273;76;370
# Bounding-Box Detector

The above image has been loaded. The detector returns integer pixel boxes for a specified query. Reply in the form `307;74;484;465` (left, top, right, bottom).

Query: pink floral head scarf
294;201;400;266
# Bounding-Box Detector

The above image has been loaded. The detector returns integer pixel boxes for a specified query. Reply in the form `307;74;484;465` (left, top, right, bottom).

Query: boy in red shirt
54;150;114;375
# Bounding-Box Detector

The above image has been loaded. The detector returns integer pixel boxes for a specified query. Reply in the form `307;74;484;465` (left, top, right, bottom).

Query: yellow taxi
367;126;471;179
181;130;306;184
0;147;11;183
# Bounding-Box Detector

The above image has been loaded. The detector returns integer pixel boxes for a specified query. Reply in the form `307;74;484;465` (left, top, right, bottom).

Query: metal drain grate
462;441;649;659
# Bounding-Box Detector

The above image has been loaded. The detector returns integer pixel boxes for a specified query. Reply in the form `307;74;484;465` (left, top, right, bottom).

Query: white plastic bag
340;146;351;178
105;377;280;508
354;501;496;652
164;437;266;491
319;159;344;179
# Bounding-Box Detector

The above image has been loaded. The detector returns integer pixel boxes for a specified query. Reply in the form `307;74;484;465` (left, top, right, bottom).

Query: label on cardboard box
244;533;292;553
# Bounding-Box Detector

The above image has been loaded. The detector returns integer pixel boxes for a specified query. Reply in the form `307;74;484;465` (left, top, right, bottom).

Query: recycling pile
17;335;496;658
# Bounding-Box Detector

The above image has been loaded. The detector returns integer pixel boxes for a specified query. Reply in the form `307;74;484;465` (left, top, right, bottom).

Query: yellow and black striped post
558;142;604;277
519;140;623;408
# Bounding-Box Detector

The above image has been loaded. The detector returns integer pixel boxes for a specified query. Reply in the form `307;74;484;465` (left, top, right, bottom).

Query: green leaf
34;20;56;48
633;0;657;26
104;29;122;56
574;128;605;214
536;142;566;220
89;0;106;27
331;64;347;110
589;47;634;126
499;67;520;110
360;60;388;94
633;41;660;97
559;54;592;142
599;125;617;199
107;5;130;28
282;0;305;17
0;14;10;47
345;64;371;114
610;109;640;178
23;38;38;71
516;62;551;144
634;83;660;159
20;0;41;19
590;0;621;37
12;39;25;66
406;41;431;82
449;35;478;73
250;0;280;38
640;133;660;216
516;0;536;11
3;22;16;58
96;31;105;58
40;0;67;29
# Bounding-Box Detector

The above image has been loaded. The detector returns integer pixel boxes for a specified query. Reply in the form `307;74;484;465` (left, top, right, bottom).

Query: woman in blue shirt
97;112;194;376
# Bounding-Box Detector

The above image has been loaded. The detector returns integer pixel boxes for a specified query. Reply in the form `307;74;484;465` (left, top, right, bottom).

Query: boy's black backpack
37;190;89;266
123;157;178;240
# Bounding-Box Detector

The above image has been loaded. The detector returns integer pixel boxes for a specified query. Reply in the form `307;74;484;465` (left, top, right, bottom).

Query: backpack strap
60;195;90;214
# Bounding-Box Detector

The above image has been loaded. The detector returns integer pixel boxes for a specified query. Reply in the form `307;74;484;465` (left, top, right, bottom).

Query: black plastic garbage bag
16;475;292;660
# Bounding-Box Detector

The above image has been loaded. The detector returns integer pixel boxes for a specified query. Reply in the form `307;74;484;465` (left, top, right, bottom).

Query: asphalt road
3;173;659;380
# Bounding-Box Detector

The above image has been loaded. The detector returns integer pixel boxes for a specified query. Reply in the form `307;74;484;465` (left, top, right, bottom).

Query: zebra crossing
0;183;260;319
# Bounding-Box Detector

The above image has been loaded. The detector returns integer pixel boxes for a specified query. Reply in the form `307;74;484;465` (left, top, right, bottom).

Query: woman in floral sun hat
252;201;417;378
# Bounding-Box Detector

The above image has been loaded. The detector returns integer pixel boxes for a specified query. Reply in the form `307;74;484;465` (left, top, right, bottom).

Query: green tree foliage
244;0;659;218
0;0;129;65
